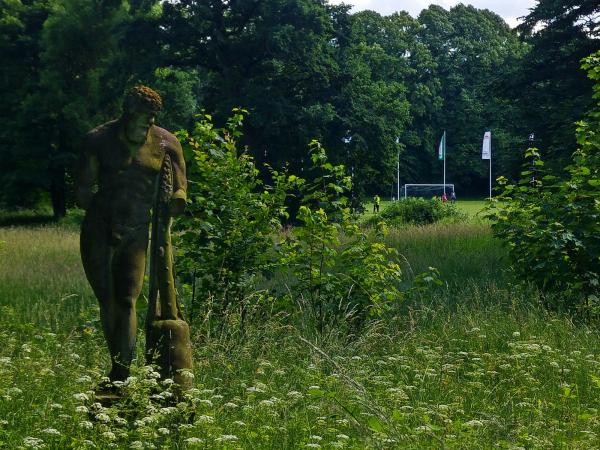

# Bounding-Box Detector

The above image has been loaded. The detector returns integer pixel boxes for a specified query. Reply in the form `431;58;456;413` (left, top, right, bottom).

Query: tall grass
385;223;507;287
1;221;600;448
0;226;96;331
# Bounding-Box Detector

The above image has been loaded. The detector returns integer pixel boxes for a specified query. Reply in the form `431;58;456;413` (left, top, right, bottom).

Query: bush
366;197;465;227
487;51;600;313
174;120;407;327
174;110;291;320
275;142;404;329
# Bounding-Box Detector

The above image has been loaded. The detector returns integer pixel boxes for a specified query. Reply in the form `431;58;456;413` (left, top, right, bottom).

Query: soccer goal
402;184;454;199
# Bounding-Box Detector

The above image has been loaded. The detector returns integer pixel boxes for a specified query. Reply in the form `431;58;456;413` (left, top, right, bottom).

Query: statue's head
122;85;163;144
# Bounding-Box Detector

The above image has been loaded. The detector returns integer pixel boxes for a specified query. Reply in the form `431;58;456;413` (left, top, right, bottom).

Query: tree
0;0;55;208
510;0;600;173
418;4;526;193
162;0;341;172
488;51;600;312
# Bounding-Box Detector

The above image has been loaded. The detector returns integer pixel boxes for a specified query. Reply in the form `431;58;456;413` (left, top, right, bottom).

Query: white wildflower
23;437;45;449
114;417;127;426
42;428;61;436
216;435;238;442
246;386;264;393
259;399;274;407
463;420;484;428
196;415;214;424
195;398;213;407
95;413;111;423
73;393;89;402
101;431;116;441
79;421;93;430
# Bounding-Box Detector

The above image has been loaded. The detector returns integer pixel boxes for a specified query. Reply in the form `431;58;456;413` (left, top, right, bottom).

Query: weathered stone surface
77;85;192;389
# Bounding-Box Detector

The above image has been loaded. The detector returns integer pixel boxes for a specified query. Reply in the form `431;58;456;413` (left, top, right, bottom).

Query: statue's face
124;110;155;144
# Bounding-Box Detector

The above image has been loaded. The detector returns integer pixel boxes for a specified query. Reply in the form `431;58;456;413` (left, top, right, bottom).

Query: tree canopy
0;0;598;215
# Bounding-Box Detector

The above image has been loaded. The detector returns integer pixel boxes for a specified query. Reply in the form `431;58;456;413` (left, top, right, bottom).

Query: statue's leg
109;228;149;381
80;213;123;378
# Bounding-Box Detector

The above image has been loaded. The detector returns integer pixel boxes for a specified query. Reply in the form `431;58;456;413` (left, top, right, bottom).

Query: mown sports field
1;206;600;449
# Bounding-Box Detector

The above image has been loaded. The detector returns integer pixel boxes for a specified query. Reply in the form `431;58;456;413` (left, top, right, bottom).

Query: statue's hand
169;189;187;216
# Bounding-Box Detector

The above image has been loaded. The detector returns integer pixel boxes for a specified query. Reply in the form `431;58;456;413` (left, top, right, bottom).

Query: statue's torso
88;121;171;228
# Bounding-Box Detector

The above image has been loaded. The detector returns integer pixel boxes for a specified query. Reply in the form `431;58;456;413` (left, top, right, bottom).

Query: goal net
401;184;454;199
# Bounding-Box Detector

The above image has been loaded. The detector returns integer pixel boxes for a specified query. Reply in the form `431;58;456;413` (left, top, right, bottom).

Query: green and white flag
438;131;446;160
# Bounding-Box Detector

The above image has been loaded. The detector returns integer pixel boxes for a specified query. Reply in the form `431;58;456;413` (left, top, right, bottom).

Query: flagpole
443;131;446;195
489;136;492;199
482;130;492;199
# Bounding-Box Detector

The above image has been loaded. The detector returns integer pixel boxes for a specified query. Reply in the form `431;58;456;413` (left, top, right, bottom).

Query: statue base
146;318;194;390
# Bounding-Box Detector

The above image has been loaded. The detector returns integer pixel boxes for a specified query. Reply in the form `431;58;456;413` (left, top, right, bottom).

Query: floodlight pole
342;132;353;203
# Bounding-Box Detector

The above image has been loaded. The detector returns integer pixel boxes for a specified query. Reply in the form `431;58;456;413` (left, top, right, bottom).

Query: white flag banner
482;131;491;160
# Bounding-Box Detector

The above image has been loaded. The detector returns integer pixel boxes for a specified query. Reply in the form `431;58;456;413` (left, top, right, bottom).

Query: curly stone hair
123;85;163;114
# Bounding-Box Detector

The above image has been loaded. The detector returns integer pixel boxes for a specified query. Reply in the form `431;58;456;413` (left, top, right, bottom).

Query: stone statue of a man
76;86;188;382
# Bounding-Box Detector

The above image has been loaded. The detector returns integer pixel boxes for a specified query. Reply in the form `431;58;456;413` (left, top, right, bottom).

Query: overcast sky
328;0;538;28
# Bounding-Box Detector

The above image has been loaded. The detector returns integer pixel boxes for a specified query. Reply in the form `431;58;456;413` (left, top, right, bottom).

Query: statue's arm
75;134;99;210
169;137;187;216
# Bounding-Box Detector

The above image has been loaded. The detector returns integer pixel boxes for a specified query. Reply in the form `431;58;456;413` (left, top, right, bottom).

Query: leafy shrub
174;110;291;319
366;197;465;227
174;117;406;327
487;51;600;312
275;142;404;329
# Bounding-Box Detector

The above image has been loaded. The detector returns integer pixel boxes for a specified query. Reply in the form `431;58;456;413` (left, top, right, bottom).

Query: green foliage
7;223;600;448
175;114;404;326
418;4;527;189
3;0;594;209
488;51;600;310
174;109;291;317
510;0;599;174
276;141;403;327
367;197;466;227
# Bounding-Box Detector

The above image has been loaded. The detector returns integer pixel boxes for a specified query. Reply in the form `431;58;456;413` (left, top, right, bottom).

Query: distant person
441;192;448;203
373;194;381;213
450;191;456;203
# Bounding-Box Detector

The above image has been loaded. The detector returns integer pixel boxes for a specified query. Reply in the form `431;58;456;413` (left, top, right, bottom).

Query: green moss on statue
76;86;192;390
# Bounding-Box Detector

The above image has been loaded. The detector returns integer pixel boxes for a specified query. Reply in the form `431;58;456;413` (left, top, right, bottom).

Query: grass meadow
2;206;600;449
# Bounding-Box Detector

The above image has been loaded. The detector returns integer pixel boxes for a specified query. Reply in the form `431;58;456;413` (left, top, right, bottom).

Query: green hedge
366;197;466;227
